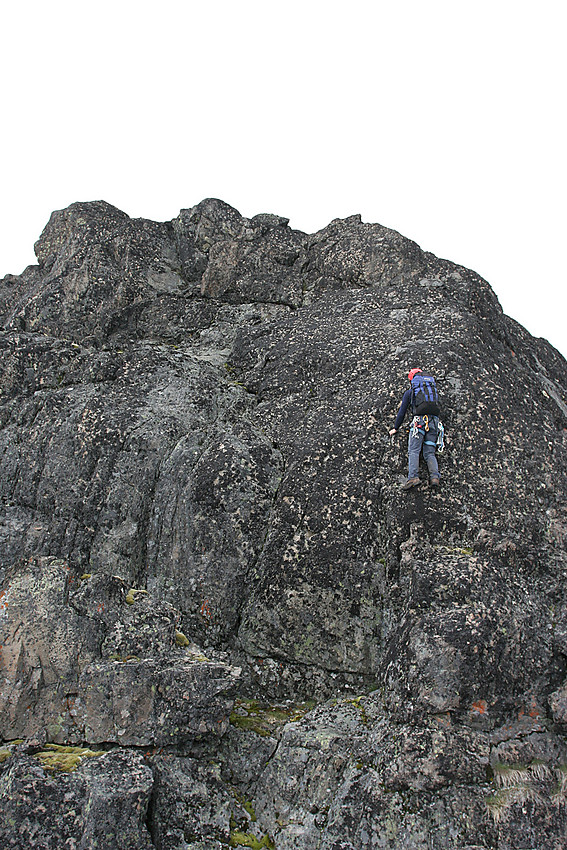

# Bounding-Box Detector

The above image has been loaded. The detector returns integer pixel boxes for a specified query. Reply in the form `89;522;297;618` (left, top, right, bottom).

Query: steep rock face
0;557;240;745
0;198;566;848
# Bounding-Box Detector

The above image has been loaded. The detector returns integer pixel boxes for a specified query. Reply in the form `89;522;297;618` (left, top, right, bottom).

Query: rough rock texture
0;557;240;746
1;198;566;848
0;747;154;848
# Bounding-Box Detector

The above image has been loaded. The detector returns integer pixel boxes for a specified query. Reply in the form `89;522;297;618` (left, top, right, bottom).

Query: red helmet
408;368;423;381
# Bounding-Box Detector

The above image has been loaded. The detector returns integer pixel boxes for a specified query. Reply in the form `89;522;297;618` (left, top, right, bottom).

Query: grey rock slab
0;749;154;849
80;656;240;746
149;755;235;849
0;557;100;741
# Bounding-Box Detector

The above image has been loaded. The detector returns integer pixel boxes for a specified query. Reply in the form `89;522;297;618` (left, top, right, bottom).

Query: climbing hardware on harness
437;420;445;453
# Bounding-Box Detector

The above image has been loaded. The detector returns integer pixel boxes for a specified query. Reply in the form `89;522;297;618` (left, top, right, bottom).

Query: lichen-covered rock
304;213;426;292
381;543;555;723
225;696;567;849
80;655;239;745
0;332;283;649
1;198;566;847
7;200;207;344
231;273;567;700
0;748;153;849
0;557;240;746
200;212;306;307
149;755;236;849
0;557;100;741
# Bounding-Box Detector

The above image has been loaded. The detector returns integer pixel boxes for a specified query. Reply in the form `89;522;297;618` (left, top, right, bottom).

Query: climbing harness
411;415;444;453
411;415;430;438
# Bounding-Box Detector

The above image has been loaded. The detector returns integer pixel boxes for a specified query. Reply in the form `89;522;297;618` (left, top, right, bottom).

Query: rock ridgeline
0;198;566;849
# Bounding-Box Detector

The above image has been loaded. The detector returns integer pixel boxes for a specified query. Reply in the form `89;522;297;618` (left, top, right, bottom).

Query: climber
389;368;442;490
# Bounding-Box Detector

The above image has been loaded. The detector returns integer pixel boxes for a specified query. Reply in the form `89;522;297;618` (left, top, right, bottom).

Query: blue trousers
408;415;440;480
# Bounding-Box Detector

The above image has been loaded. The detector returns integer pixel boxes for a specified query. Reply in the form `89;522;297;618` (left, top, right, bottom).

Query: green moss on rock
35;744;106;773
175;630;190;647
229;831;275;849
125;588;148;605
230;698;315;737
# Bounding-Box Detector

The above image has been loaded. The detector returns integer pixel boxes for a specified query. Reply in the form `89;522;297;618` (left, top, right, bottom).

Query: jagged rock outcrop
1;198;566;848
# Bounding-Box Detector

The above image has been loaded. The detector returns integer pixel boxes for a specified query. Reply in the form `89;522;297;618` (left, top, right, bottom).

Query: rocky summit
0;199;566;849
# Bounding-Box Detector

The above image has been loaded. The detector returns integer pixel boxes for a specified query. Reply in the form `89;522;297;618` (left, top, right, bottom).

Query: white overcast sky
2;1;565;358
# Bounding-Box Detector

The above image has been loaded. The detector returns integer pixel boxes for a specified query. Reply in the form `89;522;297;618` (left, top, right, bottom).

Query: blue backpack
411;373;440;416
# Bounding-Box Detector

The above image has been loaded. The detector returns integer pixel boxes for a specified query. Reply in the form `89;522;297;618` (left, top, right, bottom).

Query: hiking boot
401;478;421;491
430;477;440;487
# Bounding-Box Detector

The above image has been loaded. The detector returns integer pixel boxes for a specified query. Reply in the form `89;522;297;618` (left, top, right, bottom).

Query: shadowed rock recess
0;198;566;849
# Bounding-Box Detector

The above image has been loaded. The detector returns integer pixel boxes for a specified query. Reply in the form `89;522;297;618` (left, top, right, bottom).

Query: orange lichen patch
64;696;81;722
471;699;488;716
0;588;10;616
518;698;542;720
143;747;163;759
200;599;213;621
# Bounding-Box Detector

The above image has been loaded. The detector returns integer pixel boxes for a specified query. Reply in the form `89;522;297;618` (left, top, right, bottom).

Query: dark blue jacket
393;388;412;430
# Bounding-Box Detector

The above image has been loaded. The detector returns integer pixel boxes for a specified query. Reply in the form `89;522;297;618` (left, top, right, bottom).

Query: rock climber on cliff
389;368;443;490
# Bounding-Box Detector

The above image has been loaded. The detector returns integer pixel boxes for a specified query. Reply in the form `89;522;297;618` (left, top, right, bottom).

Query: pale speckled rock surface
1;198;566;848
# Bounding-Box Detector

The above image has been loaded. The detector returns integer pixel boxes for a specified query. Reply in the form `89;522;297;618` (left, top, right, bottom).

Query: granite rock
0;748;154;849
1;198;566;848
